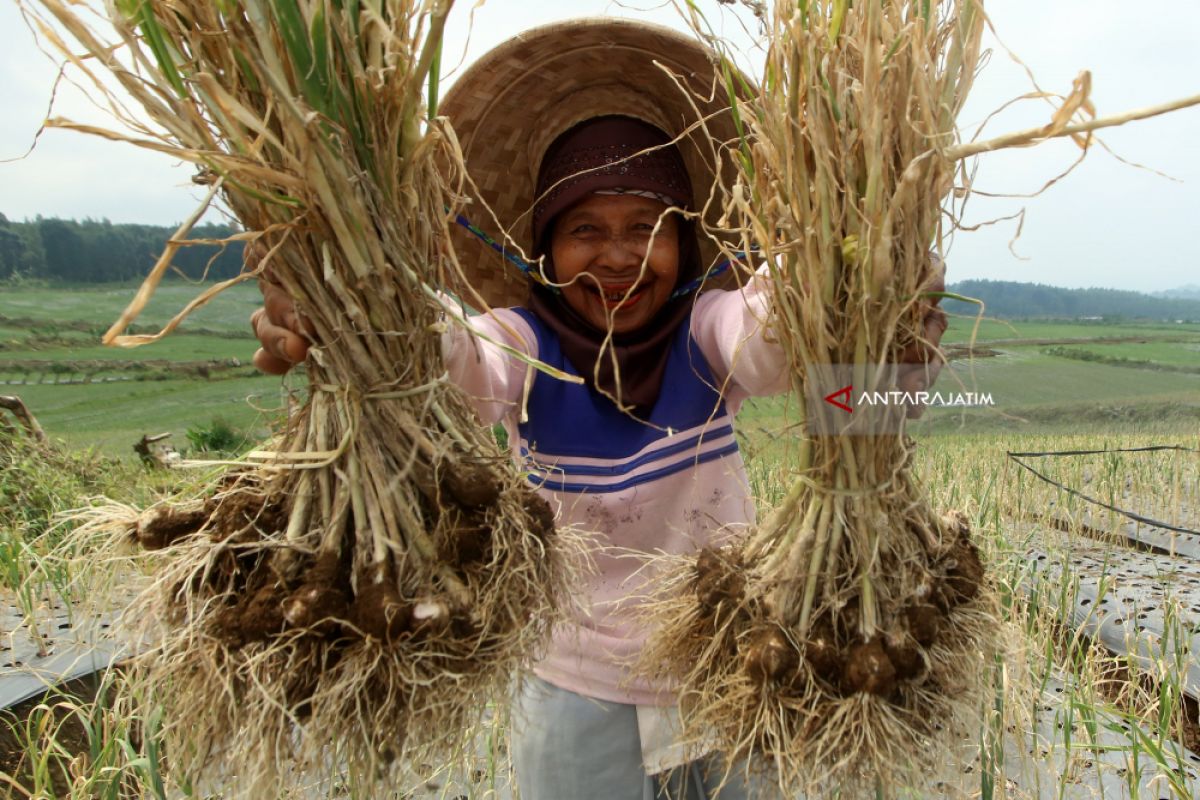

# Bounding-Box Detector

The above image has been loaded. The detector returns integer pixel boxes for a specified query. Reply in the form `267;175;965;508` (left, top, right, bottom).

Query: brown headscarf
527;116;702;416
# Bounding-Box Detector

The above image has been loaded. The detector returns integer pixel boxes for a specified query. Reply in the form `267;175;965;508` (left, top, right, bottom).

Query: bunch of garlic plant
643;2;1002;792
26;0;575;793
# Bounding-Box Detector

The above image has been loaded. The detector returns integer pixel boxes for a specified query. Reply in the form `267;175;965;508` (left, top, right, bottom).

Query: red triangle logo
824;385;853;413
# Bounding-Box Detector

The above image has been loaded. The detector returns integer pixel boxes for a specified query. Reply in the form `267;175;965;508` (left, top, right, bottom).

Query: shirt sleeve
689;269;790;400
440;303;539;426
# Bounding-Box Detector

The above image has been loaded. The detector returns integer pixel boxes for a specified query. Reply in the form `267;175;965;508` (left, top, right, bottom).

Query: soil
439;511;492;565
842;635;897;696
744;626;798;684
282;552;350;631
1091;651;1200;756
941;537;984;606
522;489;557;540
0;670;132;797
441;461;502;509
689;535;979;698
882;632;923;681
1183;695;1200;754
352;576;415;642
135;488;288;552
220;578;288;645
694;547;746;613
905;603;942;647
802;620;843;686
1040;614;1200;762
135;503;208;549
208;490;287;540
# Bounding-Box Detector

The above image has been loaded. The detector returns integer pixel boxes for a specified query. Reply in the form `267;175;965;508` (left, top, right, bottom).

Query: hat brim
439;17;745;309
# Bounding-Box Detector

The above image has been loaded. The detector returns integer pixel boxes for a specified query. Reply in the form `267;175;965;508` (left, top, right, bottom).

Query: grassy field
0;283;282;453
0;283;1194;455
940;315;1200;344
0;281;263;333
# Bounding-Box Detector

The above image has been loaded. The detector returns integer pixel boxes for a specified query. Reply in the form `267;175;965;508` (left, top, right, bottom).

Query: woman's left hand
896;257;949;420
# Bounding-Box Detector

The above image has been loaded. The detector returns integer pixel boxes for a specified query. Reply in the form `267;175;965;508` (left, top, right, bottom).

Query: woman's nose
599;234;644;270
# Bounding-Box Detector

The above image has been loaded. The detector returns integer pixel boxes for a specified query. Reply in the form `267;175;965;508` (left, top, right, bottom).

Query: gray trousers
510;677;774;800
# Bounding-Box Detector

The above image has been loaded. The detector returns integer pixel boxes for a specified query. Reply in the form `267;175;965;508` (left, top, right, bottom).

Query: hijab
526;116;702;416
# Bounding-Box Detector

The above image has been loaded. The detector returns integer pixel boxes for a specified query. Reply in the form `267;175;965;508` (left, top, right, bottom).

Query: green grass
12;375;286;454
941;349;1200;404
0;284;1196;454
0;334;256;363
941;316;1200;345
0;282;263;334
0;284;278;455
1046;340;1200;368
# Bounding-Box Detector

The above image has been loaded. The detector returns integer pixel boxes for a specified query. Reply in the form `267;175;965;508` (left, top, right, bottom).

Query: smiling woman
548;194;680;334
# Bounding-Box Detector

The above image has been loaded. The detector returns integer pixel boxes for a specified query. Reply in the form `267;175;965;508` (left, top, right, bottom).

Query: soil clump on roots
113;456;568;791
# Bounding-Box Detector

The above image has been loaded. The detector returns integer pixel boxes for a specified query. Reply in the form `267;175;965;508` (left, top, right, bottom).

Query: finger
925;307;949;342
897;365;930;419
253;347;297;376
253;312;309;364
263;280;296;326
902;357;947;419
896;363;934;394
245;240;271;275
898;339;939;365
261;282;317;339
925;253;947;297
897;308;948;365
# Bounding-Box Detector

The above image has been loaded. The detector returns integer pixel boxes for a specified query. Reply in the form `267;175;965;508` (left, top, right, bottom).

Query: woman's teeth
593;285;644;308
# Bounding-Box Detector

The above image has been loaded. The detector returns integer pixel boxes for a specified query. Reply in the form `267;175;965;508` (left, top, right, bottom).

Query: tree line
0;213;244;283
3;216;1197;323
945;279;1200;321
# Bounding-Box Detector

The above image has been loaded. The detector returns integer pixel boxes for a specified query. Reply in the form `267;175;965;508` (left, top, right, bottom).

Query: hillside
1156;284;1200;300
944;279;1200;321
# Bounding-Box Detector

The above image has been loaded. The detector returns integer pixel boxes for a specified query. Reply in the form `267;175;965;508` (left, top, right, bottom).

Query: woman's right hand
249;245;313;375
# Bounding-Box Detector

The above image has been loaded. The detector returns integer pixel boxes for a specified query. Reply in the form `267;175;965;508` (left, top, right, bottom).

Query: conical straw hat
440;17;744;309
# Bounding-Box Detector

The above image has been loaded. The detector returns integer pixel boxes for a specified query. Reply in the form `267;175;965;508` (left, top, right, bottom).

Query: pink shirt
443;276;786;705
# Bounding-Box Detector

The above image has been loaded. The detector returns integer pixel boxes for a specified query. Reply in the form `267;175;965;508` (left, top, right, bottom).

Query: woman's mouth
586;283;647;310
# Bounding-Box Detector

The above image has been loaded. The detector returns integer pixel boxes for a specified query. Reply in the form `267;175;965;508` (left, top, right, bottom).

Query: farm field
0;283;1196;454
0;281;264;333
0;283;283;454
1;283;1199;796
940;316;1200;345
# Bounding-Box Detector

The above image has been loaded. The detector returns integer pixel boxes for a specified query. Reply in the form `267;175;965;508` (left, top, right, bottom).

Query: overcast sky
2;0;1197;292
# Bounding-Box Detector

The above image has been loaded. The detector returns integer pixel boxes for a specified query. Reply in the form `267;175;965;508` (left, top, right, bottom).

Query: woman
252;19;946;799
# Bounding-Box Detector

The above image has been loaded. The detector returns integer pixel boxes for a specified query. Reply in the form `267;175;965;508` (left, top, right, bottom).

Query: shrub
184;416;249;455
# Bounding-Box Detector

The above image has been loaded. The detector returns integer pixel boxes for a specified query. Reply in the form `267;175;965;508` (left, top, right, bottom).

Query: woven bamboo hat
440;17;744;309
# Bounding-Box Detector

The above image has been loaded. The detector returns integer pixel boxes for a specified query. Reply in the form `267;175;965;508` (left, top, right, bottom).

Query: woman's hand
248;244;314;375
897;257;949;419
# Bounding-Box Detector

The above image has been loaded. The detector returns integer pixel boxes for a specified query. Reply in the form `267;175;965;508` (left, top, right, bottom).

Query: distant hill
1155;284;1200;300
944;279;1200;321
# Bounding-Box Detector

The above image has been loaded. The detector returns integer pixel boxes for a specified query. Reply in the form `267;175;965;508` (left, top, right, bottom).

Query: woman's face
549;193;680;334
